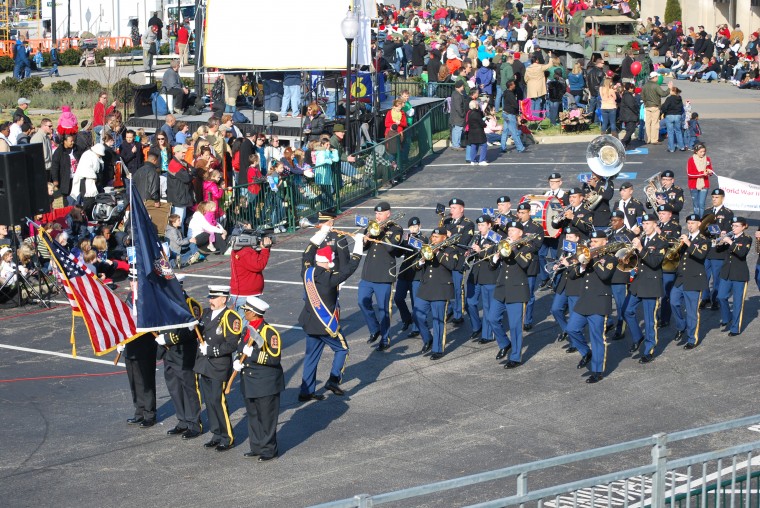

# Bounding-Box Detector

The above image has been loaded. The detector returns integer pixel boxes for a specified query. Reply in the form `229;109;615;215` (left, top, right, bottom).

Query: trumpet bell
367;220;381;237
421;244;434;261
586;135;626;178
497;239;512;258
299;217;317;229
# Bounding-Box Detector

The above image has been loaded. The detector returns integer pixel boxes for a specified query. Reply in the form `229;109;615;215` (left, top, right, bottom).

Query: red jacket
177;26;189;44
230;246;270;296
686;155;712;190
93;101;115;128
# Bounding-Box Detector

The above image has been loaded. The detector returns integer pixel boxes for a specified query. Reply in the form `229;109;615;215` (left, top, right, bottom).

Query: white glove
417;258;425;266
353;233;365;254
232;359;243;372
199;342;208;356
155;334;166;346
408;107;415;117
242;344;254;357
492;253;500;263
116;344;125;353
309;225;330;246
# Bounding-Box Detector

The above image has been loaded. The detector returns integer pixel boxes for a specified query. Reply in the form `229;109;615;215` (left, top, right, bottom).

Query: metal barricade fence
390;80;455;99
310;414;760;508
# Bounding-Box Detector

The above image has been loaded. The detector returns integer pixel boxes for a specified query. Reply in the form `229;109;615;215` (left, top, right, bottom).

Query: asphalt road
1;117;760;508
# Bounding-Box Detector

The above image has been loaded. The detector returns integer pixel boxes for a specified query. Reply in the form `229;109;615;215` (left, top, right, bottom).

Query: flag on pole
552;0;566;23
40;229;137;356
129;185;197;332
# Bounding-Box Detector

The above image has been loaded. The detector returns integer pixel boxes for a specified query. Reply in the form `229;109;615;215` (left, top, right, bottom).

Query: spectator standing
280;71;302;117
148;11;164;54
149;133;173;198
618;83;640;148
599;78;619;136
177;20;190;67
584;57;606;120
661;86;685;153
51;134;76;205
71;143;105;213
93;91;116;143
449;80;467;150
30;118;54;173
160;114;177;146
524;54;552;112
166;144;195;232
500;80;526;153
75;120;94;160
132;153;161;207
121;130;143;174
641;71;672;144
466;100;488;166
686;143;713;217
229;233;272;311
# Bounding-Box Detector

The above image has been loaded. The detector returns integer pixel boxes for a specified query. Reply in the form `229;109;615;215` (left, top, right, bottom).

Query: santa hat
315;246;335;267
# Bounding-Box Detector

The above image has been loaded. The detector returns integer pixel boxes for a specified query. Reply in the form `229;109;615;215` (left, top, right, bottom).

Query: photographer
229;225;273;311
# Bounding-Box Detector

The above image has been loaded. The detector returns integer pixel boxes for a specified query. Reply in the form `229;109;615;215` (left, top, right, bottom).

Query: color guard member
716;217;753;336
670;214;709;349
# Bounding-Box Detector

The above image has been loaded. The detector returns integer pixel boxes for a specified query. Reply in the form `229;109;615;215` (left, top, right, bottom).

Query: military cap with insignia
641;214;656;222
620;182;633;190
497;195;510;203
657;204;674;213
431;227;448;235
548;172;562;180
516;203;531;211
610;210;625;219
449;198;465;206
507;221;523;230
240;296;270;315
564;226;580;235
374;201;391;212
589;230;606;239
732;216;747;225
711;188;725;196
685;213;701;222
476;214;492;224
207;285;230;298
408;217;421;226
568;187;583;195
661;170;675;178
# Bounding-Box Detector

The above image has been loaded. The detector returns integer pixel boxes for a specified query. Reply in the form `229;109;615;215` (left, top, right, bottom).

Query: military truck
536;8;649;67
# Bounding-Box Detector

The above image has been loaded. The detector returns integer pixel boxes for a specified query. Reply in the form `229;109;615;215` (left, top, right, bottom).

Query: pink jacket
202;180;224;218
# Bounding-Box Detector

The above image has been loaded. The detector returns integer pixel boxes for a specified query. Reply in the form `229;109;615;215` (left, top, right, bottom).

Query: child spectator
483;105;503;145
684;112;701;150
313;138;339;209
72;238;90;261
82;250;116;289
188;201;227;254
202;169;225;221
518;118;538;145
92;235;129;278
265;162;287;232
0;246;26;287
166;213;202;267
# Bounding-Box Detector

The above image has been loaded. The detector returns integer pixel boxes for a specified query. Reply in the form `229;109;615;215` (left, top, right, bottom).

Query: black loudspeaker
0;151;33;225
134;83;157;117
11;144;49;217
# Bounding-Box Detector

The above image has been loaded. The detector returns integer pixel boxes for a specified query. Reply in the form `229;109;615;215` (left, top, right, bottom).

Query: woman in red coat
384;98;408;137
685;142;714;217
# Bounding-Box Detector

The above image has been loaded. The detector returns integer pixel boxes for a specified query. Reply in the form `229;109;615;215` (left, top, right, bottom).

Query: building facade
641;0;760;37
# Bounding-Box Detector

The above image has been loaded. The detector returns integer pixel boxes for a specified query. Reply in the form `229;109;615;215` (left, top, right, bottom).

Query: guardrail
310;414;760;508
390;80;455;100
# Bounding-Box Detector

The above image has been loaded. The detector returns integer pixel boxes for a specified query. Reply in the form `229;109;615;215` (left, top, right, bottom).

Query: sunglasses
157;137;166;141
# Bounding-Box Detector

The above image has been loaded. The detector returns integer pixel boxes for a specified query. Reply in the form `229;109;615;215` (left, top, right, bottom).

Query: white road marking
176;273;359;290
424;162;643;167
0;344;125;367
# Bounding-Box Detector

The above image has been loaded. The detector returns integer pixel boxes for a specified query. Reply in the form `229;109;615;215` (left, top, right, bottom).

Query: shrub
50;81;74;95
664;0;681;24
59;48;82;66
112;78;136;103
17;76;44;97
0;76;18;91
76;78;102;94
0;56;14;73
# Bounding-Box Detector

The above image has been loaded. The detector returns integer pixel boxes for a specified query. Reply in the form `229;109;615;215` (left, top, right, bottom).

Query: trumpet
713;231;736;247
298;217;398;248
616;244;639;272
394;233;462;276
367;213;405;237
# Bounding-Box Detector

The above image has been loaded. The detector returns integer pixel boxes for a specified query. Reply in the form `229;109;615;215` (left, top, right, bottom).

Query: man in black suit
670;214;709;349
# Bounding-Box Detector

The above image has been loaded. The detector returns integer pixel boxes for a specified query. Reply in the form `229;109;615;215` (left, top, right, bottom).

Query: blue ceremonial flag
563;240;577;254
129;185;197;332
408;236;424;250
486;230;502;243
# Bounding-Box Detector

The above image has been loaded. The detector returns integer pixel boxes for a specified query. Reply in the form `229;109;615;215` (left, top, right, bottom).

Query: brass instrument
495;233;539;259
393;233;462;276
714;231;736;247
662;239;684;272
367;212;405;237
575;240;629;265
585;135;625;210
298;217;409;249
643;172;664;210
616;244;639;271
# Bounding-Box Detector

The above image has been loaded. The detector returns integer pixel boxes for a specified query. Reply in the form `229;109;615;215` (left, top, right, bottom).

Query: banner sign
717;175;760;211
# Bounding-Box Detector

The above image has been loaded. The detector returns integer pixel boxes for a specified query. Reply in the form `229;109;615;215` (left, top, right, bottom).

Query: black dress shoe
258;455;279;462
243;451;260;459
407;330;420;338
215;444;232;452
684;343;697;350
139;419;156;428
127;417;144;425
538;279;550;289
298;393;326;402
324;381;345;396
167;426;188;436
699;300;709;309
367;331;380;344
504;360;522;369
639;354;654;364
495;346;511;360
181;430;201;440
430;352;443;360
577;352;592;369
401;320;412;331
586;373;604;384
478;338;495;345
556;332;567;342
629;340;642;354
729;331;741;337
523;323;533;331
421;341;432;353
710;302;720;310
469;330;482;341
450;317;464;325
656;321;669;329
605;321;615;332
565;346;578;353
375;342;391;352
204;440;221;448
673;331;684;343
609;331;625;341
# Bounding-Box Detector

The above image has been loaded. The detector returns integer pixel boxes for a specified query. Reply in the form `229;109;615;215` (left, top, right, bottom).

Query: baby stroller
79;39;97;67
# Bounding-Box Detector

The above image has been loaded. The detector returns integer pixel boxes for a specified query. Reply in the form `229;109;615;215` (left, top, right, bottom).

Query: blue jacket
14;42;29;64
567;72;585;92
283;71;301;87
476;66;494;95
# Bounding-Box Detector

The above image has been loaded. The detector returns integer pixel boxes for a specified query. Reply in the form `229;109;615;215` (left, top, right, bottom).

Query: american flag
40;230;136;356
552;0;566;24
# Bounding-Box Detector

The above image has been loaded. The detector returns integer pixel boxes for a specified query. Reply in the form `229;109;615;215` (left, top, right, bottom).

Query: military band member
414;227;459;359
359;201;403;351
716;217;753;336
656;203;682;328
232;296;283;461
624;214;667;363
466;215;499;343
549;227;583;344
647;170;685;221
444;198;475;326
395;217;425;338
515;202;544;330
538;173;565;289
494;195;515;235
546;172;567;204
612;182;645;232
157;274;202;439
701;189;734;309
565;230;617;384
607;211;634;341
756;229;760;291
194;285;242;452
583;173;614;227
551;187;594;240
487;221;532;369
670;214;709;349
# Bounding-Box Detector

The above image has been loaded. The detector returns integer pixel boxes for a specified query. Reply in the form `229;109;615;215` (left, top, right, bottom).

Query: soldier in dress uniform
487;221;532;369
551;187;595;240
414;227;459;359
444;198;475;326
515;202;544;330
465;215;499;343
538;173;566;290
583;173;615;228
565;230;617;384
608;211;635;341
716;217;753;336
231;296;284;461
647;170;685;221
549;227;583;344
624;214;667;363
612;182;645;233
299;223;363;401
358;201;403;351
670;214;709;349
701;189;734;310
194;285;242;452
546;172;567;204
394;217;424;337
493;195;514;236
156;274;202;439
656;203;682;329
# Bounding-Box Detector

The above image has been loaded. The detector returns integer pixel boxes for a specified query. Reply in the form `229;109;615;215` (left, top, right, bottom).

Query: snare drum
519;195;563;239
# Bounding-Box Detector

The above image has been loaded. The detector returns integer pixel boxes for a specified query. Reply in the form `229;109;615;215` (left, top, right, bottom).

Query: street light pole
341;8;359;152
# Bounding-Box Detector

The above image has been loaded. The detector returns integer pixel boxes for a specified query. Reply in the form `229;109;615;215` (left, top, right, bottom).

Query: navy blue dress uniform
158;281;203;439
358;201;404;350
624;215;667;362
465;216;500;343
124;331;158;427
702;190;734;308
394;217;424;337
232;296;284;461
414;228;459;359
444;198;475;324
551;188;595;239
716;218;753;336
516;202;545;329
657;204;682;327
612;182;645;231
486;221;532;368
608;214;635;341
299;227;362;400
549;227;584;342
565;231;617;384
194;285;242;451
670;215;710;349
646;170;685;221
583;176;615;227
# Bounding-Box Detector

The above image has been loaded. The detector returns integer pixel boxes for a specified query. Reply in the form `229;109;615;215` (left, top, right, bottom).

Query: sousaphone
585;135;626;209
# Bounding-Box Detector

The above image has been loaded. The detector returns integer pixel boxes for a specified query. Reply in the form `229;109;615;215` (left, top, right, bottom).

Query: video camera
230;222;281;251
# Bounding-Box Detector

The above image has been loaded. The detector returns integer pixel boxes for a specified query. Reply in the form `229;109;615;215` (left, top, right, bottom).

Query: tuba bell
643;172;664;210
586;135;626;179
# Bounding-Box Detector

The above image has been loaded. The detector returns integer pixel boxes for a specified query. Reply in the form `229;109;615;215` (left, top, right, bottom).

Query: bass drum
519;195;563;239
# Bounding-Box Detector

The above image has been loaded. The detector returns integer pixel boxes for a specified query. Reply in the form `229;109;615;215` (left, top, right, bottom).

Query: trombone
393;233;462;276
367;213;405;237
470;233;539;268
298;217;412;250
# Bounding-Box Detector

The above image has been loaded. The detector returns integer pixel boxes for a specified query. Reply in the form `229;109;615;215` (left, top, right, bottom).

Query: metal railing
310;414;760;508
390;80;455;100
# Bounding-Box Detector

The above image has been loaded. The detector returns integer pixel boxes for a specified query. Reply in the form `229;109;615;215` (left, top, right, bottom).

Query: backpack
438;64;451;82
151;92;169;116
210;77;225;106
